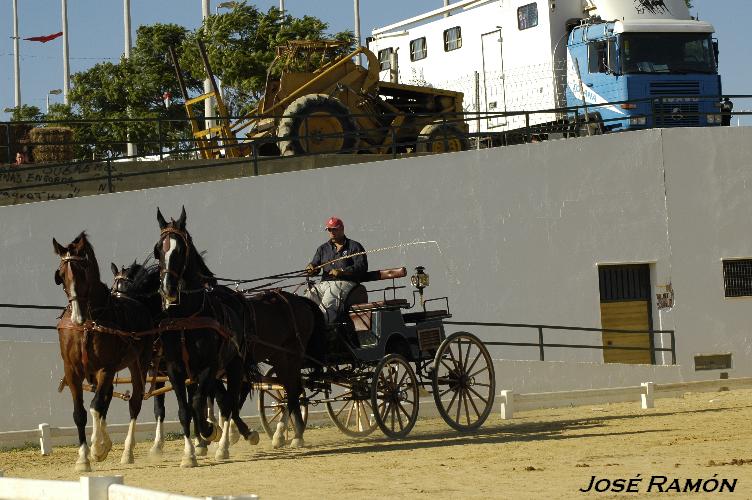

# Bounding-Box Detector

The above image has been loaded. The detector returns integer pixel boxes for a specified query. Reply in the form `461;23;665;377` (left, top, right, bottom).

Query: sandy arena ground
2;389;752;499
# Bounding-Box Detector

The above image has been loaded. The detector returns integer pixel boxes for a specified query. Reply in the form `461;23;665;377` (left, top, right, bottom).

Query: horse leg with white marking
287;374;306;449
166;360;197;468
121;358;148;464
65;366;91;472
148;380;166;460
89;369;114;462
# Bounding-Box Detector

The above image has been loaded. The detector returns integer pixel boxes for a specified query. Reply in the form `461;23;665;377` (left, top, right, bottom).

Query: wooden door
598;265;654;364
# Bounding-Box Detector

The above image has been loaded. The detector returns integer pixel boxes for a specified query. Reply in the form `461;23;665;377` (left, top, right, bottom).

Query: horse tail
298;295;328;367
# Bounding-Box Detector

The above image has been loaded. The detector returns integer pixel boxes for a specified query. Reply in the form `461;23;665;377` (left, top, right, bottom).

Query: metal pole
62;0;70;104
538;327;545;361
354;0;362;65
46;95;50;113
279;0;285;17
12;0;21;107
474;71;480;149
124;0;137;157
202;0;213;135
444;0;450;18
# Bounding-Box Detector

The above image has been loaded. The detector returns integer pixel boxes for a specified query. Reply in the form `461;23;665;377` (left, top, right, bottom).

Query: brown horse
53;232;154;472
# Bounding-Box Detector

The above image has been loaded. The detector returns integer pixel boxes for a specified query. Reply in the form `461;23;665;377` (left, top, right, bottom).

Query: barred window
410;37;427;61
444;26;462;52
723;259;752;297
378;48;394;70
518;3;538;31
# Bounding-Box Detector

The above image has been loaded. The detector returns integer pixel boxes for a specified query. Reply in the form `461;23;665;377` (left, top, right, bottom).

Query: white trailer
367;0;723;137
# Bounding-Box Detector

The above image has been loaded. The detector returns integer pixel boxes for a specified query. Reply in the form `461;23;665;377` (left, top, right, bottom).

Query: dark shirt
310;238;368;282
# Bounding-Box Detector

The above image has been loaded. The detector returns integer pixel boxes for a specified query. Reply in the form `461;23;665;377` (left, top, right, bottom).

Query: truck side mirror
713;40;719;66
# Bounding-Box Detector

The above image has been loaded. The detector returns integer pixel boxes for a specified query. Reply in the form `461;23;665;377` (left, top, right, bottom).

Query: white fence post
38;423;52;456
206;496;259;500
81;476;123;500
641;382;655;409
500;390;514;419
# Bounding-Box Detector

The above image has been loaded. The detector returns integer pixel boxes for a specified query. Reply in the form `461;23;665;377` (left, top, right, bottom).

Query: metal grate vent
723;259;752;297
418;328;442;351
649;81;701;96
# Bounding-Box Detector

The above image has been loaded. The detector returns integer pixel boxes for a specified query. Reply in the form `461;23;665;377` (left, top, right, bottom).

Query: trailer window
517;3;538;30
378;48;394;70
444;27;462;51
589;41;608;73
410;37;427;61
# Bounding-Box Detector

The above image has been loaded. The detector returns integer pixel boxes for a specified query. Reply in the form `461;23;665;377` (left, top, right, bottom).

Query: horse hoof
246;431;260;446
120;452;134;465
90;449;109;463
147;447;163;462
215;448;230;461
195;446;208;457
271;435;286;449
180;456;198;468
75;460;92;473
290;438;305;449
229;422;241;445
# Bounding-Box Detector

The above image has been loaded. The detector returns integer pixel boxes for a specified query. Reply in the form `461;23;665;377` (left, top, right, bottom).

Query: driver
304;216;368;324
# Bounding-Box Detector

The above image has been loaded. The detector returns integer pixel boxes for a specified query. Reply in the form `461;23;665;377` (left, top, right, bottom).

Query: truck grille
654;101;700;127
649;81;701;96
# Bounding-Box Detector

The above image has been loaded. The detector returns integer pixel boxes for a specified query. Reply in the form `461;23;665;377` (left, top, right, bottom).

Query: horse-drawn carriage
51;208;496;472
257;265;496;439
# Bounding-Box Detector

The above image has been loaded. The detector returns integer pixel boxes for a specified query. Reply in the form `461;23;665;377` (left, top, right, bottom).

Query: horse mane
184;230;215;284
127;262;160;296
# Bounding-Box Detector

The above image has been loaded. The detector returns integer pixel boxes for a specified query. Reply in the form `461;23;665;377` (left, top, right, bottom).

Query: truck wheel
277;94;359;156
416;123;470;154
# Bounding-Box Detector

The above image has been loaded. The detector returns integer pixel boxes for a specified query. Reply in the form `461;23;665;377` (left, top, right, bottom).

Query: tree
8;105;43;123
180;4;354;115
66;23;199;158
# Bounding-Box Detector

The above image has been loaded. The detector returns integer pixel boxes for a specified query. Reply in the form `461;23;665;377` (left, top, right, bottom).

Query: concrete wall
0;126;750;429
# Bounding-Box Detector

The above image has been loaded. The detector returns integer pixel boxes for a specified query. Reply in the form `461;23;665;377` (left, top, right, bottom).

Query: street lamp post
62;0;70;104
12;0;21;107
124;0;137;157
47;89;63;113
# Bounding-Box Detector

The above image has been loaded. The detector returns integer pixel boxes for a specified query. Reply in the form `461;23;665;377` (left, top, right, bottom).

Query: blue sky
1;0;750;122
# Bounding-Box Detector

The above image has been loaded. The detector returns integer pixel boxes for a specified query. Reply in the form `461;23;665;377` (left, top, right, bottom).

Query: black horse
155;207;265;466
111;260;245;458
155;207;326;457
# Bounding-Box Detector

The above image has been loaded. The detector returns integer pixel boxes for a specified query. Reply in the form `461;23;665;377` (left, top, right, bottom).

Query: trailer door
481;30;507;128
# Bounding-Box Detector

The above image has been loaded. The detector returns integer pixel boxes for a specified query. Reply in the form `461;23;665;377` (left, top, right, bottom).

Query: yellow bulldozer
170;40;469;160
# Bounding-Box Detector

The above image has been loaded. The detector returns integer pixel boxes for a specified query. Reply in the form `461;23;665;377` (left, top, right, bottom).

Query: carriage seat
345;267;409;333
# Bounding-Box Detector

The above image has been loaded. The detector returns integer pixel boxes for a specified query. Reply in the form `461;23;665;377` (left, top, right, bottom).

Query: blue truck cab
565;18;722;131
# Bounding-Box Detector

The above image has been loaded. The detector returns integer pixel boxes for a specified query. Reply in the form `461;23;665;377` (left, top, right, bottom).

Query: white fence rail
0;473;258;500
499;376;752;419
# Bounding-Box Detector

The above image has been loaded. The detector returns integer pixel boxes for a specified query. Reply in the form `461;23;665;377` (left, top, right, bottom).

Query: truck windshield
621;33;716;74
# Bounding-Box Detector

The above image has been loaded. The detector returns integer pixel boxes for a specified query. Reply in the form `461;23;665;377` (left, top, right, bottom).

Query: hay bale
29;127;74;163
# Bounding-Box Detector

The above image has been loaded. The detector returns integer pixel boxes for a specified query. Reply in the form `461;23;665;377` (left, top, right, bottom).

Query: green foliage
65;24;198;159
9;105;43;123
51;6;350;160
179;4;354;114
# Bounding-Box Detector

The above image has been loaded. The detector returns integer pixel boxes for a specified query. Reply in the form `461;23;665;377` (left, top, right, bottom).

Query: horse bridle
158;226;191;305
59;254;89;304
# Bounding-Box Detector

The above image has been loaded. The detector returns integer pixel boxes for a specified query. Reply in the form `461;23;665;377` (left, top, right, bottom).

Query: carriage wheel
257;366;309;439
371;354;420;439
432;331;496;432
325;374;378;438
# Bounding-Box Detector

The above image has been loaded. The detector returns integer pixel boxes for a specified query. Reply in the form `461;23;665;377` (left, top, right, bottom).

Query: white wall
0;127;750;431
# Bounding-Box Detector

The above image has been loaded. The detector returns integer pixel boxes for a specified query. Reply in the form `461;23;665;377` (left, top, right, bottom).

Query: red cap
325;216;344;229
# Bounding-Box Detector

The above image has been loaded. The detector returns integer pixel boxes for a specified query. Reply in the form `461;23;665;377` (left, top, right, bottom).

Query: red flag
24;32;63;43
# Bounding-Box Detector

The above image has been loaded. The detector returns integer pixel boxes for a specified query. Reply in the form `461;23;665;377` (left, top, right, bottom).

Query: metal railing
0;303;676;364
444;320;676;365
0;95;749;200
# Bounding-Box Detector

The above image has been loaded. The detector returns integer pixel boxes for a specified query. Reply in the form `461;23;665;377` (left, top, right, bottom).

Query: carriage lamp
411;266;430;308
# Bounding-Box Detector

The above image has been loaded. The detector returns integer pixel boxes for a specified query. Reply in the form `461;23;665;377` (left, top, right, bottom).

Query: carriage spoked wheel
370;354;420;439
324;375;378;438
257;366;309;439
432;331;496;432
